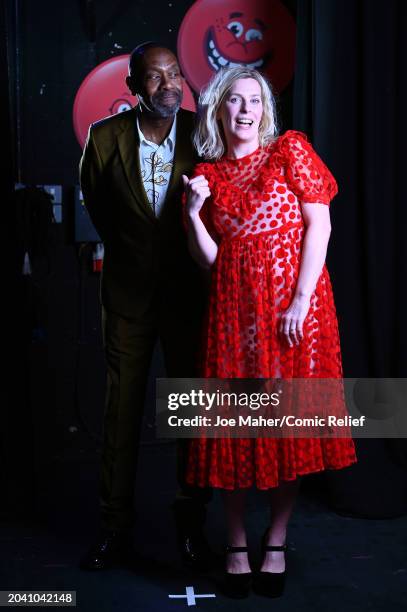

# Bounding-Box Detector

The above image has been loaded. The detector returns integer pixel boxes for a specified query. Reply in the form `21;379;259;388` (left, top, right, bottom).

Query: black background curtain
293;0;407;516
1;0;36;519
294;0;406;379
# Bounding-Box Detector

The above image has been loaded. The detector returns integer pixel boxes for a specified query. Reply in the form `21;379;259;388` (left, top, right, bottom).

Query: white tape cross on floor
168;586;216;606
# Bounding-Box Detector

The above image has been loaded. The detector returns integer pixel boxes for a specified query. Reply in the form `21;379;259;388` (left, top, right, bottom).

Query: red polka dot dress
185;130;357;490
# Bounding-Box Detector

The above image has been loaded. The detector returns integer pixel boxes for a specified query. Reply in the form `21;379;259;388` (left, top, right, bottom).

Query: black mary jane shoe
220;545;252;599
253;531;287;598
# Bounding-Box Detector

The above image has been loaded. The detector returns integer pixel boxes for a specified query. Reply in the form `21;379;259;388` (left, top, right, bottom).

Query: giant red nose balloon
177;0;296;94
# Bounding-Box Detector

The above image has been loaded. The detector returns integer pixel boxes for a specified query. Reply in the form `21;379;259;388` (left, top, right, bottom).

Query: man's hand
182;174;211;216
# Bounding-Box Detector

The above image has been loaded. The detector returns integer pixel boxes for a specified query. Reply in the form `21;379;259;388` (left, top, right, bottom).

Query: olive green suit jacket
79;107;204;319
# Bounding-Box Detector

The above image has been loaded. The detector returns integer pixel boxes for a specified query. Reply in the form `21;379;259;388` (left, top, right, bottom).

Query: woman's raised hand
182;174;211;216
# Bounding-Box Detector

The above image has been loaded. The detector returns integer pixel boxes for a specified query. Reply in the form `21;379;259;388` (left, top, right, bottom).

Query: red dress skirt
184;130;357;490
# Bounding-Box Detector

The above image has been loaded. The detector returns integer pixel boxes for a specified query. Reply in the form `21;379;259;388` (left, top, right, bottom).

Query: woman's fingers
290;325;298;345
281;315;293;347
279;295;310;347
185;175;211;209
189;175;209;188
186;179;211;215
280;314;304;346
189;174;207;182
190;186;211;199
191;188;210;199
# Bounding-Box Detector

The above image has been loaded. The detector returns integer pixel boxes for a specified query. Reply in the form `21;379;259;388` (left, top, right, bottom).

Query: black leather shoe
177;530;220;571
172;500;220;571
79;529;133;571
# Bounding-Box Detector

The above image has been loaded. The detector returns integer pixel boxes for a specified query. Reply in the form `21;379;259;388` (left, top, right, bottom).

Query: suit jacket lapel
165;110;192;204
117;110;156;222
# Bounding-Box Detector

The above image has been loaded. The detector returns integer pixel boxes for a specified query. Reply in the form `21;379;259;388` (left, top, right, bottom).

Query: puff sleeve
281;130;338;205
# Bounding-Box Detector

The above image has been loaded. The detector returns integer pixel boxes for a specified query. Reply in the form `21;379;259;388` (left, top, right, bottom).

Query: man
79;43;212;571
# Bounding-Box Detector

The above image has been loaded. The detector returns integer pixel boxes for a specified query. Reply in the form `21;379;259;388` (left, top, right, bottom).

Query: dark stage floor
1;439;407;612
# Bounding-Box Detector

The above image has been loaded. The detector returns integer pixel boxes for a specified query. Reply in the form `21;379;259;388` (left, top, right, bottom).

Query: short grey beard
138;91;182;118
152;99;181;117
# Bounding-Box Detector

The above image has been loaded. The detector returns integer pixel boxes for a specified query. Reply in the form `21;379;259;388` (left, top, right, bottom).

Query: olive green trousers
99;304;211;531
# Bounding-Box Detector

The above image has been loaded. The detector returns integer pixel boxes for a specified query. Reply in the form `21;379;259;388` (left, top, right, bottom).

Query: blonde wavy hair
193;66;279;160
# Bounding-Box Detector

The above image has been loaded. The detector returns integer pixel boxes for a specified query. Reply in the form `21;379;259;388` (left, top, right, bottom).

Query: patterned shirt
136;115;176;217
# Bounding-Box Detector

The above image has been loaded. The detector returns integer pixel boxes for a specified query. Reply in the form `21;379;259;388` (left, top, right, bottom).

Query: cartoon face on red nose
207;13;267;70
178;0;296;94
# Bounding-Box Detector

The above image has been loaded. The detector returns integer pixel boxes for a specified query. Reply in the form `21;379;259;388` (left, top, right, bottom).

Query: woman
182;66;357;598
